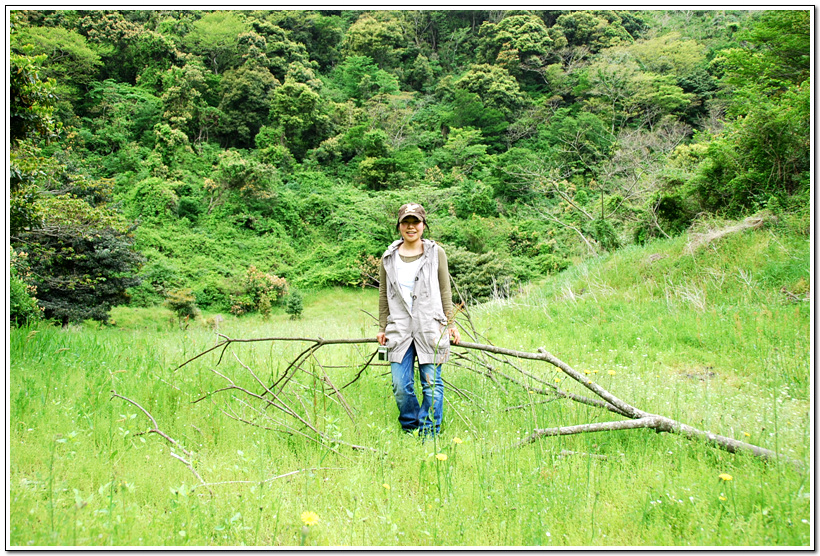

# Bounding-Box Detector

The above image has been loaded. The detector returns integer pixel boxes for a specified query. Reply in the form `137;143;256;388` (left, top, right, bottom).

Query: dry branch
685;216;767;254
173;335;800;467
111;391;213;495
190;467;345;492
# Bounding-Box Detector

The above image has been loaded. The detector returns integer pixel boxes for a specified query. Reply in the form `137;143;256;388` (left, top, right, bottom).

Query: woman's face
399;217;424;243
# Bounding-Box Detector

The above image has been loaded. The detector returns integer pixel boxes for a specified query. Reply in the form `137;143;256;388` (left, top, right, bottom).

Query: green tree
207;149;281;200
478;13;563;79
265;10;345;71
12;24;102;121
691;83;809;214
285;290;304;320
160;62;210;141
124;177;180;220
431;127;489;174
9;46;59;145
437;88;509;152
77;10;178;85
691;10;810;215
216;63;279;148
542;108;613;178
552;10;637;53
267;78;332;160
717;10;810;107
330;55;400;105
576;48;693;132
9;15;61;237
150;123;195;171
79;79;162;154
342;11;407;70
183;10;249;74
450;64;527;118
246;19;318;82
13;195;144;325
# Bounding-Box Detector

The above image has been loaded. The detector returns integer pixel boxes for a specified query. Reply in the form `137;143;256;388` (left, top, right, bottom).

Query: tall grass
9;227;811;547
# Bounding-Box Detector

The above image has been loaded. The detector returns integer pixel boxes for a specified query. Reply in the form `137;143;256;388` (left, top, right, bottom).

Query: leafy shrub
437;214;507;255
9;248;42;327
285;290;304;320
229;294;256;317
357;156;403;190
229;265;288;316
125;177;180;220
176;197;202;221
531;253;570;275
164;288;199;327
445;246;514;304
633;193;697;245
193;274;232;312
356;253;381;288
128;259;182;307
508;226;556;257
258;294;272;320
453;179;497;218
586;218;621;251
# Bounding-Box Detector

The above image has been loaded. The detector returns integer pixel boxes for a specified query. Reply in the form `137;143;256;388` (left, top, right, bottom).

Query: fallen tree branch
190;467;345;492
173;336;800;467
559;450;609;460
111;391;213;495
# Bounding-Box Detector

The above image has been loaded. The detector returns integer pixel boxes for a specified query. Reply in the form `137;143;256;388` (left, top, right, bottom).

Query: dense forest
8;9;811;326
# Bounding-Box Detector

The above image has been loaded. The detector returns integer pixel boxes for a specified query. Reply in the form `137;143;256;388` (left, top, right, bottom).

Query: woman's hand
377;332;387;346
449;327;461;345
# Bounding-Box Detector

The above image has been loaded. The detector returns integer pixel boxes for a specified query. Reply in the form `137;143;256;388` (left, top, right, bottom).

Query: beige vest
382;239;450;365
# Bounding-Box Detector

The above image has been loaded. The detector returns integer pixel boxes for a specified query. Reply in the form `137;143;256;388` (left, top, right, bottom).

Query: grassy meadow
8;223;812;547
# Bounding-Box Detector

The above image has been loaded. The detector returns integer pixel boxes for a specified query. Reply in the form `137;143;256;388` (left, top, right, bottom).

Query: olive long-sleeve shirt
378;246;454;333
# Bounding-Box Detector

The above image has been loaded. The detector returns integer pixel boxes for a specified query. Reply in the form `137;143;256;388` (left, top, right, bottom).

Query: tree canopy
8;9;811;324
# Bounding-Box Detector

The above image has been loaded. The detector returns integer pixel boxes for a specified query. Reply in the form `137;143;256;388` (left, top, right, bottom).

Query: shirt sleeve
438;247;455;326
378;258;388;333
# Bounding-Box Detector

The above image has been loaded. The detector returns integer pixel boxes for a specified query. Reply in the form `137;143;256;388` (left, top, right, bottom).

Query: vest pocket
422;316;450;355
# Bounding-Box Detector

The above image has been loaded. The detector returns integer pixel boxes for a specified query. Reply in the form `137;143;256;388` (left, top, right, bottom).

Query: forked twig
191;467;346;492
111;391;212;495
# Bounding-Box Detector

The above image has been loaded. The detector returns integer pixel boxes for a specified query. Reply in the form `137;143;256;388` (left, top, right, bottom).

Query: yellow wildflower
607;370;616;376
743;432;751;437
452;437;463;444
719;496;727;501
719;473;733;482
382;483;390;490
436;453;448;461
301;511;320;526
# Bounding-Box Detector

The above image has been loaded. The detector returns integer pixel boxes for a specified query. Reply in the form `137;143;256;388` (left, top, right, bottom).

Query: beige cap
397;203;427;224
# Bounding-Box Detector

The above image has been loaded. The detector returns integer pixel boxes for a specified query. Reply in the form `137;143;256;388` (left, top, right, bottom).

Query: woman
377;203;460;437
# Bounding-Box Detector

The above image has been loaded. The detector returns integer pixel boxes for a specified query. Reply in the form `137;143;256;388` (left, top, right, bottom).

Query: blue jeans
391;342;444;435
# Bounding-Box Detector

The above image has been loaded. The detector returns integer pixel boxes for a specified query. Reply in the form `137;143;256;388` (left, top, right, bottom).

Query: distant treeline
9;9;810;325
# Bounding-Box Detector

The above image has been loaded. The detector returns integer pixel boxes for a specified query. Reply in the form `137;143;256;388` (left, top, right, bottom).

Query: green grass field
8;225;812;547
